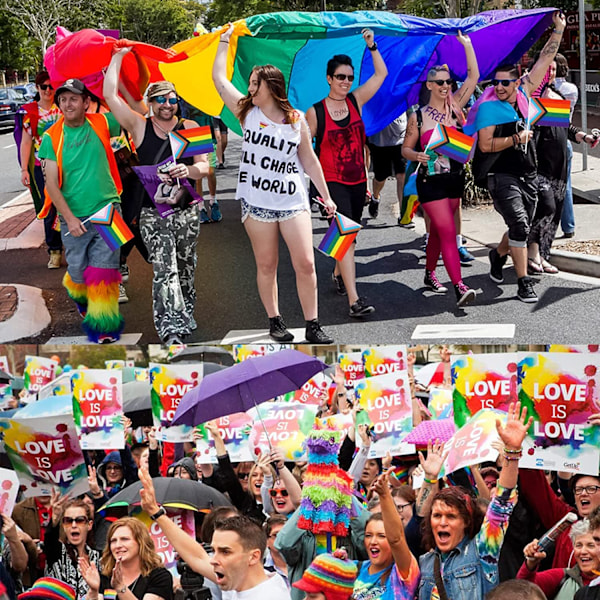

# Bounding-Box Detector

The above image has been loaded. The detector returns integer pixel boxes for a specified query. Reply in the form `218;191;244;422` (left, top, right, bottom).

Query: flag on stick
169;126;215;160
426;124;475;164
528;97;570;128
318;213;361;261
89;203;134;252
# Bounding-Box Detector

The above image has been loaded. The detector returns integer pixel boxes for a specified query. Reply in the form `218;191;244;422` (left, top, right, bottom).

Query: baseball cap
55;79;87;101
147;81;176;99
293;549;357;600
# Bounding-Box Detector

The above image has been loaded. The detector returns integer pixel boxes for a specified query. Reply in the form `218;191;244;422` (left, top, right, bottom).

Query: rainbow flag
169;126;215;160
89;203;134;252
427;124;475;164
318;213;361;261
528;97;570;128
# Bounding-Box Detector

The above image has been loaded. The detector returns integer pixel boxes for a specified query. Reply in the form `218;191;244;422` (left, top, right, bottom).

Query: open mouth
436;531;451;543
369;547;380;559
214;571;226;586
274;499;287;509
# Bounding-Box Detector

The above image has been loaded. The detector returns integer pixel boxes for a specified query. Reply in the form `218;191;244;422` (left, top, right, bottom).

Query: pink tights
422;197;462;285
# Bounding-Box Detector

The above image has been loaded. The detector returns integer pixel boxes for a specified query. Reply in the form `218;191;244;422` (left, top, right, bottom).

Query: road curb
550;248;600;279
0;284;50;342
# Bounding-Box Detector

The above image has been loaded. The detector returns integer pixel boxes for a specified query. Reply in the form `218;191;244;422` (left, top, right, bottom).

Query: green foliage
0;13;40;72
69;346;127;369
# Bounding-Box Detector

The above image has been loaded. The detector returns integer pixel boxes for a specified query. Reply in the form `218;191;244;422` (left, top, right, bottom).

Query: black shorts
212;117;228;134
327;181;367;225
416;169;465;203
368;144;406;181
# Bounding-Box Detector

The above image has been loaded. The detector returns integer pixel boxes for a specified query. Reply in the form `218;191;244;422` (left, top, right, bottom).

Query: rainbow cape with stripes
318;212;361;261
89;203;134;252
169;125;215;160
427;124;475;164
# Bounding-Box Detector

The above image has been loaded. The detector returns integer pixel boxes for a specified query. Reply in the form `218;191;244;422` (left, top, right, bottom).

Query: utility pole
578;0;588;171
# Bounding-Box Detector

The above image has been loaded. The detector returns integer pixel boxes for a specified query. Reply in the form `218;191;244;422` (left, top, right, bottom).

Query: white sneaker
118;283;129;304
119;264;130;283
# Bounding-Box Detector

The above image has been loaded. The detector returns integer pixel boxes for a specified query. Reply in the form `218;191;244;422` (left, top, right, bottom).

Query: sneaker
398;218;415;228
349;297;375;318
517;276;538;303
562;231;575;239
424;270;448;294
118;283;129;304
305;320;334;344
454;281;476;307
76;303;87;319
165;334;183;346
119;264;130;283
217;163;225;170
458;246;475;264
97;334;117;344
210;201;223;223
368;197;380;218
200;207;210;224
421;236;428;251
489;248;508;283
47;250;62;269
332;271;347;296
269;315;294;342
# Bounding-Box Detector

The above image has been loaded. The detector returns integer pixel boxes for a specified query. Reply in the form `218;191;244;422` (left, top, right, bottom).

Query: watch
150;506;166;521
368;43;378;52
118;587;127;594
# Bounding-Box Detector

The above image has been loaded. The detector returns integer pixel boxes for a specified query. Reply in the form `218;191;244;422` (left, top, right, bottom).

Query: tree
0;13;40;73
69;346;127;369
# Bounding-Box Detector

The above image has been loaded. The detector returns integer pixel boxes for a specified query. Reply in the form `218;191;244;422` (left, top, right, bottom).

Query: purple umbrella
172;349;328;426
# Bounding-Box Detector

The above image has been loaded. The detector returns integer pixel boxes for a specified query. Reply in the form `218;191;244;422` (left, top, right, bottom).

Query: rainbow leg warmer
63;272;88;317
82;266;124;342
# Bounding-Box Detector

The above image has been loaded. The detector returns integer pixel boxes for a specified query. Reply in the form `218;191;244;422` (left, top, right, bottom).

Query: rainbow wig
63;272;88;317
81;266;124;342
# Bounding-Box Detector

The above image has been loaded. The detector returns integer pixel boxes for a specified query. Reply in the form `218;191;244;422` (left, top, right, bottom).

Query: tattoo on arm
406;119;416;137
542;40;559;57
416;486;431;515
41;159;47;182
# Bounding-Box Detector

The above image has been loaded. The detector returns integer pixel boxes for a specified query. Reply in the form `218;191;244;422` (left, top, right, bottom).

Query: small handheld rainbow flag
528;97;570;128
169;126;215;160
426;124;475;164
318;212;361;261
89;203;134;252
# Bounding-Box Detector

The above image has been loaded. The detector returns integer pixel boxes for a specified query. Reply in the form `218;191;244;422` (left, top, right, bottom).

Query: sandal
542;260;559;274
527;258;544;275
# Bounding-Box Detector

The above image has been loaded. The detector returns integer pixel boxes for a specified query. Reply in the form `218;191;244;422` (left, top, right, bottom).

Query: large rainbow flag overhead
426;124;475;164
318;213;361;261
89;203;134;252
169;125;215;160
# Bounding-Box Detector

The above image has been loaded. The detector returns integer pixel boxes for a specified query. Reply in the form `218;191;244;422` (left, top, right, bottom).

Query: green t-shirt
39;113;122;218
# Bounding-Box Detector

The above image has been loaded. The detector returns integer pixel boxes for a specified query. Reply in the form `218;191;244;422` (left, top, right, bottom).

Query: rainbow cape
427;123;475;164
528;97;570;128
169;125;215;160
318;213;361;261
89;203;134;252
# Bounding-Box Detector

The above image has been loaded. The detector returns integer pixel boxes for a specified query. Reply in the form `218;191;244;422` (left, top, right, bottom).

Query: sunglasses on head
492;78;518;87
62;516;88;525
269;488;289;498
333;74;355;82
430;79;454;87
153;95;178;105
39;84;53;91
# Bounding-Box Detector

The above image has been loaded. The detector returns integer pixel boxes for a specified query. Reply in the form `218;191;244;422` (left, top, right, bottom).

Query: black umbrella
169;346;234;366
101;477;231;512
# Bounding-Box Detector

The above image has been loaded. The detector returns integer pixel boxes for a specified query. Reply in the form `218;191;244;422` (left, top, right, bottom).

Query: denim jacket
418;485;517;600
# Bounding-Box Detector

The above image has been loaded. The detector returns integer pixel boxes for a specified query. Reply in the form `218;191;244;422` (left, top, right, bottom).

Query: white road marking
220;328;306;344
412;324;515;339
44;333;143;345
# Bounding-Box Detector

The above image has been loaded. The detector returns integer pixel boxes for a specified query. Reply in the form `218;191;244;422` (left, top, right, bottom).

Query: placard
23;356;58;393
195;412;253;464
362;346;408;377
338;352;365;388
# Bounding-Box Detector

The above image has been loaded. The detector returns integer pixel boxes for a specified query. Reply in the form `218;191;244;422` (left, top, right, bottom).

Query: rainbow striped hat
293;549;357;600
19;578;75;600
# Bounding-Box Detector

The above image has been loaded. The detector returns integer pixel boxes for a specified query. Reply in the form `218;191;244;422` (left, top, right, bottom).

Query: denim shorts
240;199;307;223
59;210;121;283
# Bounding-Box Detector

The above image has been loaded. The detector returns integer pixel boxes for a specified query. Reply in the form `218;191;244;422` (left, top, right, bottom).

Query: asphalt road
2;131;600;346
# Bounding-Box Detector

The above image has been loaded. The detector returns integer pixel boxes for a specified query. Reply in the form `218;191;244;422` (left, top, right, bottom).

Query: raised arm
454;31;480;108
353;29;388;109
415;439;446;517
103;48;147;146
522;11;566;97
212;25;245;118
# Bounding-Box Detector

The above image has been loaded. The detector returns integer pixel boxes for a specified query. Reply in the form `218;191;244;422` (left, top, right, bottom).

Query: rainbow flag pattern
427;124;475;164
318;213;361;261
528;97;570;128
169;125;215;160
89;203;134;252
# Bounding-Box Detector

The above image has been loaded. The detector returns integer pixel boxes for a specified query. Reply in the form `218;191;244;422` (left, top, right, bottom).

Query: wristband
150;506;166;521
503;454;522;461
368;43;378;52
503;447;522;454
424;477;438;484
220;40;229;44
553;29;564;34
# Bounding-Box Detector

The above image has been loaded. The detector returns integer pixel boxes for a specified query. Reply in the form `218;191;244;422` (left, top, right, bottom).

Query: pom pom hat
19;579;75;600
293;549;357;600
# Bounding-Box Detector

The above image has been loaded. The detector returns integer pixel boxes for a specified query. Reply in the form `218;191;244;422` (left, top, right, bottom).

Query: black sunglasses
153;95;178;105
492;78;518;87
430;79;454;87
39;84;53;91
62;516;89;525
333;74;355;82
237;472;250;480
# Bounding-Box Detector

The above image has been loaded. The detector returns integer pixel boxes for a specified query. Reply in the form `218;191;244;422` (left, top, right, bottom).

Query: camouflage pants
140;205;200;341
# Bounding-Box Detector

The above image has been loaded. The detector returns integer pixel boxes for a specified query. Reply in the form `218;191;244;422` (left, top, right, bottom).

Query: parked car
0;87;27;130
12;83;36;101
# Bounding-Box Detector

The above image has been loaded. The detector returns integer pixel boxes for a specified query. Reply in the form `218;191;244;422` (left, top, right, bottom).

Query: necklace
151;117;176;136
327;95;346;102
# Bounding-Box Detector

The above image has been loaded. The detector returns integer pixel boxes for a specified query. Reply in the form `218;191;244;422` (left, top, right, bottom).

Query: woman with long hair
79;517;172;600
402;33;479;307
213;25;336;344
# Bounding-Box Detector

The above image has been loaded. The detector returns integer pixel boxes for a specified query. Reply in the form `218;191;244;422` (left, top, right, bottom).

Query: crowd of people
14;12;600;344
2;354;600;600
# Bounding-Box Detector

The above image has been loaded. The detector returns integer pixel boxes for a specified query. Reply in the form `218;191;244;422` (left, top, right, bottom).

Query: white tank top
236;106;309;211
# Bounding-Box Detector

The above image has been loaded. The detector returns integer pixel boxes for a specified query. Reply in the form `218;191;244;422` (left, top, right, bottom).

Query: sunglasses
269;488;289;498
39;84;53;91
237;472;250;480
62;516;89;525
492;78;518;87
333;74;355;82
430;79;454;87
153;95;178;105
